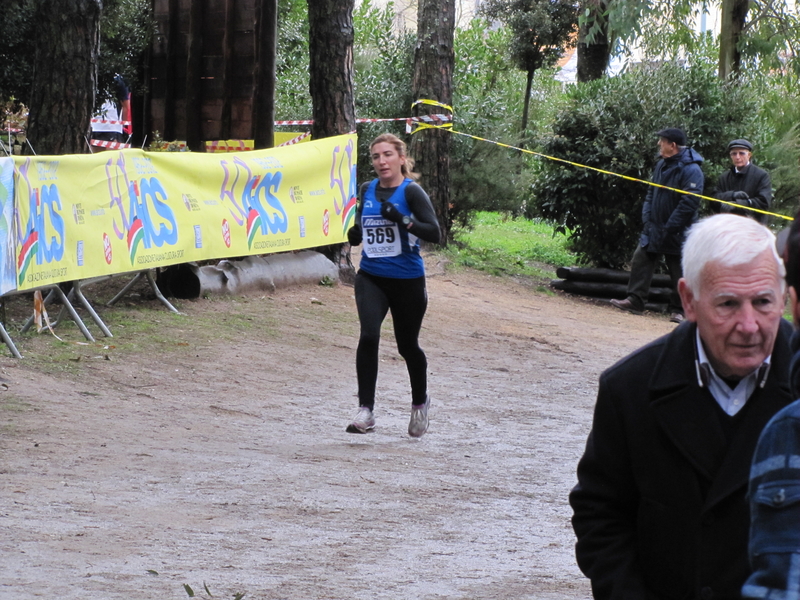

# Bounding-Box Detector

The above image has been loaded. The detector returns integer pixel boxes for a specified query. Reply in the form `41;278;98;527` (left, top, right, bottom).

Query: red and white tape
90;139;131;149
277;131;311;147
274;119;314;126
90;118;132;126
273;114;452;126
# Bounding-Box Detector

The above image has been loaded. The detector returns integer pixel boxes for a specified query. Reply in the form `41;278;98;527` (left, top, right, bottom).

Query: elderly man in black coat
570;214;794;600
711;139;772;224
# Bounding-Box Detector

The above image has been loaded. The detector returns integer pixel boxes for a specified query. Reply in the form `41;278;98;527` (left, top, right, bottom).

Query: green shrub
528;58;764;268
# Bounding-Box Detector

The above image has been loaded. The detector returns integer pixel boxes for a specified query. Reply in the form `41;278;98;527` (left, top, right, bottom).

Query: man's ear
790;286;800;326
678;278;697;322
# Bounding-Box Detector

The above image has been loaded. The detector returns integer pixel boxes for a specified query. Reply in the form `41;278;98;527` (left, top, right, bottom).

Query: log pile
551;267;672;312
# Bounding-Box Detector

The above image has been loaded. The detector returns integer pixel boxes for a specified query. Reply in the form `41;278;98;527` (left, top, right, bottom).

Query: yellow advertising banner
13;134;357;291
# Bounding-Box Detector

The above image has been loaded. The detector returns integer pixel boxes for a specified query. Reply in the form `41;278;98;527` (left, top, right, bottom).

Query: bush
528;58;764;268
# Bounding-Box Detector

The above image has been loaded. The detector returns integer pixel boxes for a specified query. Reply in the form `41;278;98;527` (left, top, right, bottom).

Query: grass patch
444;212;576;280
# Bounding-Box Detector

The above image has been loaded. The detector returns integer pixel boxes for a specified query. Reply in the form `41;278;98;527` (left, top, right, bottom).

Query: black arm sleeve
358;181;441;244
404;182;441;244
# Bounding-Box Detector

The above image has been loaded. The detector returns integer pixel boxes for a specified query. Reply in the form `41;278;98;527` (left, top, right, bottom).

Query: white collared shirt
695;329;770;416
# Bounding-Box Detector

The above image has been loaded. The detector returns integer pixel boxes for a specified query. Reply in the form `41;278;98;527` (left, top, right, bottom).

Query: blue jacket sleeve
663;163;703;233
742;402;800;598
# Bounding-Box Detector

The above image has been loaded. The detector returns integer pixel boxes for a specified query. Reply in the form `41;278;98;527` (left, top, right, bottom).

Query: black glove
347;224;362;246
380;201;403;223
732;190;750;206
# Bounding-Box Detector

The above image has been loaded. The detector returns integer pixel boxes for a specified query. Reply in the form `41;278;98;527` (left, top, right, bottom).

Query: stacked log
551;267;673;312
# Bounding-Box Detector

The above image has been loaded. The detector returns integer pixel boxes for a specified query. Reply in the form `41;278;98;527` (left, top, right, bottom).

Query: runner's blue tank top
359;178;424;279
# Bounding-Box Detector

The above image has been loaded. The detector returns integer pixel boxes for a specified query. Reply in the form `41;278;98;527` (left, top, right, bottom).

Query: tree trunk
576;0;610;82
26;0;101;155
306;0;357;275
185;0;204;152
520;68;534;147
220;0;236;140
307;0;356;139
719;0;750;79
253;0;277;149
555;266;673;287
164;0;180;141
410;0;455;244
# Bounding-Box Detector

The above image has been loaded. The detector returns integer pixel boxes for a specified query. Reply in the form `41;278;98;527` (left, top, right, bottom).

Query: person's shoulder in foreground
743;397;800;599
742;212;800;598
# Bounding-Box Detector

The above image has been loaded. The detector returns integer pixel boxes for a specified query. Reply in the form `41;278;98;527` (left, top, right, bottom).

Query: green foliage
97;0;155;103
746;72;800;216
481;0;578;74
145;131;188;152
353;0;416;179
735;0;800;76
446;211;576;279
275;0;312;121
0;0;154;110
582;0;800;83
0;0;35;102
448;19;568;227
528;59;764;268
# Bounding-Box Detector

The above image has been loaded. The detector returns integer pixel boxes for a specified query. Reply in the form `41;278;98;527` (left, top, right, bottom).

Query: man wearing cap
712;139;772;224
571;214;794;600
611;128;704;323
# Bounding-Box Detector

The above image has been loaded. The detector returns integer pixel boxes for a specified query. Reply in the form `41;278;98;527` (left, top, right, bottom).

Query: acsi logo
126;179;178;250
21;183;66;266
104;153;178;256
219;157;289;244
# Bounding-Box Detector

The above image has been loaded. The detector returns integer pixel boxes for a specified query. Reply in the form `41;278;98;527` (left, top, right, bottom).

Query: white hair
682;214;785;293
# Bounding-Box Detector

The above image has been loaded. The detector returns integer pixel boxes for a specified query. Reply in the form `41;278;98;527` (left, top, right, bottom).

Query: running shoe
408;395;431;438
346;407;375;433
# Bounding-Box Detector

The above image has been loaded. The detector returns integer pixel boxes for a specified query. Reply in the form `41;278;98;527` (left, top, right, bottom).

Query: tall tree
253;0;277;149
576;0;611;82
482;0;577;136
26;0;102;155
718;0;749;79
307;0;356;138
306;0;356;275
410;0;455;243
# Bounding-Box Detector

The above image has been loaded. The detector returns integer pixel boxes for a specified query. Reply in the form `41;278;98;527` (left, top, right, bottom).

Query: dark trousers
627;244;683;313
354;270;429;409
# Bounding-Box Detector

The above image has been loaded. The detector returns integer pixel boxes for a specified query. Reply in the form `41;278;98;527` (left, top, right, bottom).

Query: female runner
345;133;441;437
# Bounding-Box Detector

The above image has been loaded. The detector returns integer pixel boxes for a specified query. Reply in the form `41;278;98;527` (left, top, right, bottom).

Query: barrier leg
106;272;145;306
51;286;95;342
0;321;22;358
72;280;113;338
145;270;182;314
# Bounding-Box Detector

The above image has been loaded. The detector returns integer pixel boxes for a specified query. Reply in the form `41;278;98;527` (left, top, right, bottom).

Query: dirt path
0;251;674;600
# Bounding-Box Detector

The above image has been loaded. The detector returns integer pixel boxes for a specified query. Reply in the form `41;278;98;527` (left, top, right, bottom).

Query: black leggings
354;270;428;409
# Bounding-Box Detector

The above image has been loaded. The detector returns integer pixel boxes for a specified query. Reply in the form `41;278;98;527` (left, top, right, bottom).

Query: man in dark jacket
742;213;800;598
571;213;794;600
611;128;704;323
711;139;772;225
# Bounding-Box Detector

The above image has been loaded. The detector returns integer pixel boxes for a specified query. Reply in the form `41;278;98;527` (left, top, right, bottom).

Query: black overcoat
570;320;794;600
711;163;772;225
